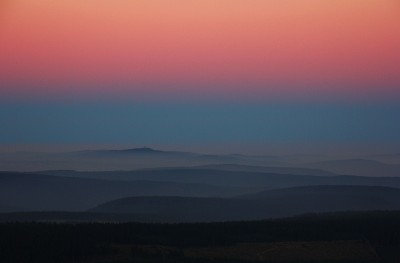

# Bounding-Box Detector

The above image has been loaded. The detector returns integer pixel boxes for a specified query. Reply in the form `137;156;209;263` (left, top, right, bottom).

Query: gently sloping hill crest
307;159;400;177
0;171;254;212
90;185;400;222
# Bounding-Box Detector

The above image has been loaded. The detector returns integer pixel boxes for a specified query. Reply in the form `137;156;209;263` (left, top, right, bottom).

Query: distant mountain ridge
75;147;182;155
90;185;400;222
40;167;400;188
190;164;335;176
0;171;255;211
0;147;288;171
307;159;400;177
4;147;400;174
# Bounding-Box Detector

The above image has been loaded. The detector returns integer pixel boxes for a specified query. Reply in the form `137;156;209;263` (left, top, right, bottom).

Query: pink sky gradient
1;0;399;101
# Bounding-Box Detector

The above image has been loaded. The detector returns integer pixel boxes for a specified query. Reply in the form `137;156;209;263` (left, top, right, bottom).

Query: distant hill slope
306;159;400;177
367;153;400;164
42;168;400;189
0;172;254;212
76;147;188;156
186;164;335;176
41;169;332;187
90;185;400;222
0;148;288;171
241;185;400;214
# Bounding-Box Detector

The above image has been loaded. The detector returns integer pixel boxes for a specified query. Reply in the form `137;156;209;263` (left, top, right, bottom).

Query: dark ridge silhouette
367;153;400;164
41;168;400;188
0;148;288;171
189;163;335;176
242;184;400;199
120;147;165;153
0;171;255;211
89;185;400;222
37;163;335;177
307;159;400;177
74;147;194;156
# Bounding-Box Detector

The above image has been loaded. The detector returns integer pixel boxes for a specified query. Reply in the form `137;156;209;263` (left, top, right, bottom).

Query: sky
0;0;399;153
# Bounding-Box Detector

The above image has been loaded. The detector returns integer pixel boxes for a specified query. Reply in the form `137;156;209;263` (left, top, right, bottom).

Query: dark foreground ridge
89;185;400;222
1;211;400;263
2;185;400;223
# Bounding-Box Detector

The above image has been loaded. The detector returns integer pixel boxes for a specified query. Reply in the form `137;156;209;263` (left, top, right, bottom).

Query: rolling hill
90;185;400;222
0;172;254;211
306;159;400;177
0;148;290;171
42;168;400;189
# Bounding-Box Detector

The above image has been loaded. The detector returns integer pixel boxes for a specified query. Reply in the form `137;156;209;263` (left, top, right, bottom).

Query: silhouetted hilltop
243;184;400;199
90;185;400;222
76;147;175;156
41;168;400;188
307;159;400;177
120;147;165;153
0;172;253;211
192;163;335;176
241;185;400;213
0;148;286;171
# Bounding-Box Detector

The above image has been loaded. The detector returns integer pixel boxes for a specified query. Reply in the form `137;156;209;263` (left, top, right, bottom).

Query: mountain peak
121;147;164;153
